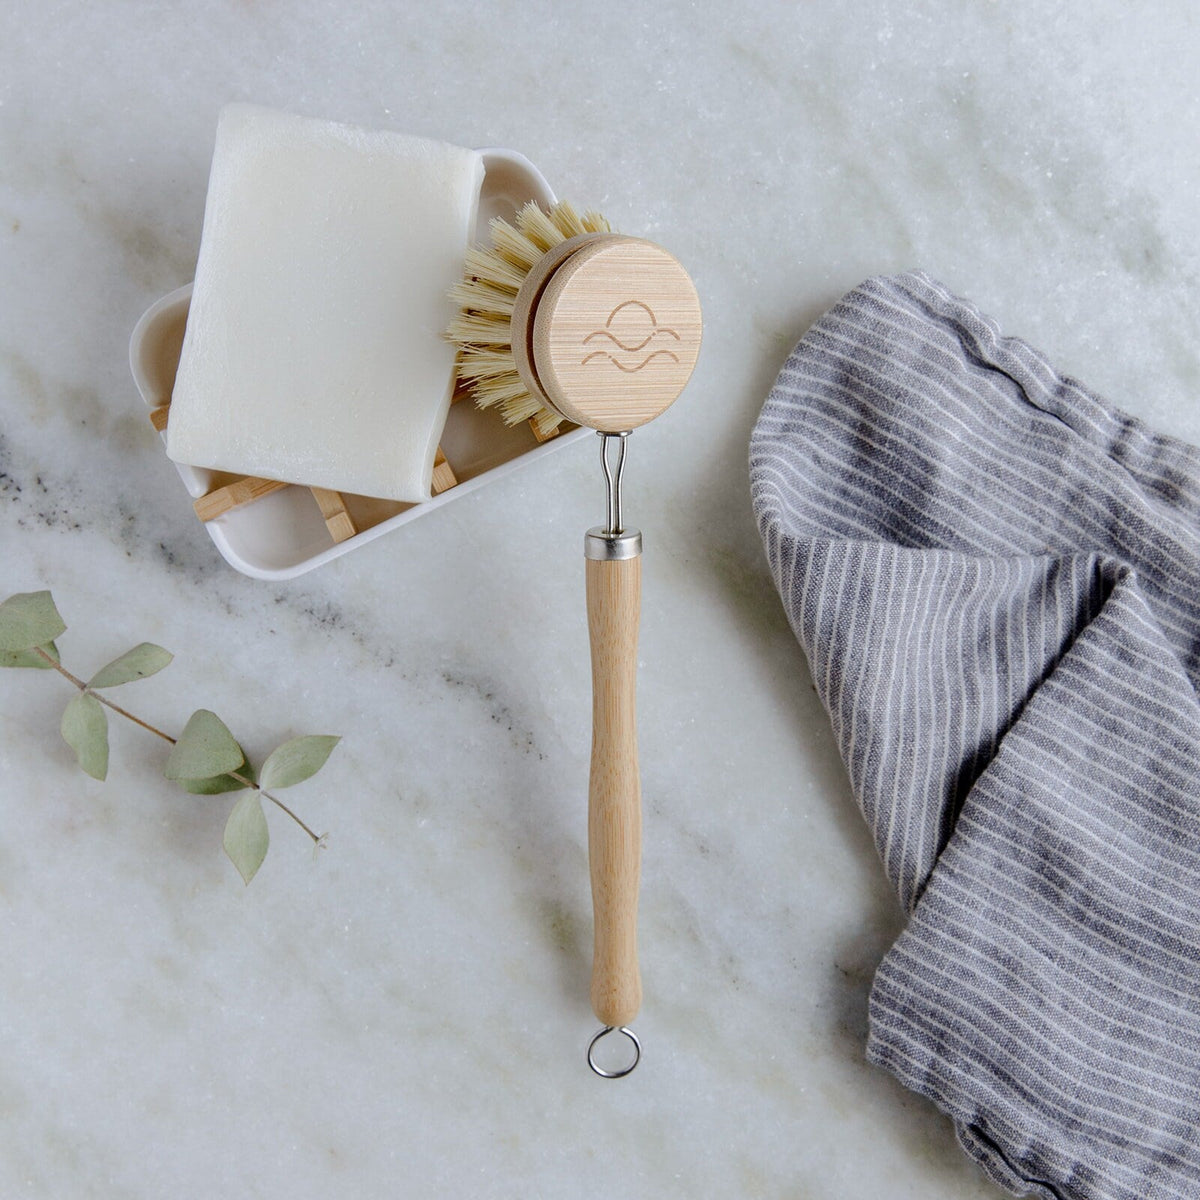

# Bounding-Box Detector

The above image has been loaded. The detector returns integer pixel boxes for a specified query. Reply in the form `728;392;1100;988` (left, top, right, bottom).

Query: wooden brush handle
586;553;643;1028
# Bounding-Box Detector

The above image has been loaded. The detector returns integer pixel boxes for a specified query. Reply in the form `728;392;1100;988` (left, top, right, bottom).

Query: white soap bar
166;104;484;503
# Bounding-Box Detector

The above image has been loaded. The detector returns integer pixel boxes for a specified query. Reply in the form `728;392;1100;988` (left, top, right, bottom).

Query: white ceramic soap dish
129;148;587;581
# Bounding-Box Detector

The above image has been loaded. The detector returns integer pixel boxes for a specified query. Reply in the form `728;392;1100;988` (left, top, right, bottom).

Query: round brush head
448;202;702;437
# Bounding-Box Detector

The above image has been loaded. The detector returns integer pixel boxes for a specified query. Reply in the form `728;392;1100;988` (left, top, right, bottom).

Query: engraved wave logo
580;300;681;372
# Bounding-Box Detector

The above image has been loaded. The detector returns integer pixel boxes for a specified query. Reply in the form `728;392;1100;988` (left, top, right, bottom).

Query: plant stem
36;647;177;743
228;769;323;844
35;645;322;846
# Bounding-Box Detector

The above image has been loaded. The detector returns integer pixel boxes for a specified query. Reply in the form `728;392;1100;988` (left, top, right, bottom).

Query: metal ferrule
585;527;643;560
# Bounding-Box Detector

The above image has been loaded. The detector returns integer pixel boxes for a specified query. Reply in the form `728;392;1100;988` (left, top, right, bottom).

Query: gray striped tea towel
750;271;1200;1200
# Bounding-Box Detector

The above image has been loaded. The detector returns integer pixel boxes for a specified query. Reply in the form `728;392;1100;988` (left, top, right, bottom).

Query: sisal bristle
514;202;564;253
488;217;545;272
548;200;586;239
500;393;554;425
467;374;532;411
530;407;564;439
462;245;525;292
448;277;516;318
446;311;511;347
448;199;612;430
455;347;519;383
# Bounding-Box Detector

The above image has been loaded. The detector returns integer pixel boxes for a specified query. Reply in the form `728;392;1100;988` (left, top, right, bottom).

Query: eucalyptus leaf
182;773;249;795
89;643;173;689
0;640;60;669
259;735;340;790
164;709;243;781
182;752;255;795
60;692;109;781
0;590;66;652
224;792;269;884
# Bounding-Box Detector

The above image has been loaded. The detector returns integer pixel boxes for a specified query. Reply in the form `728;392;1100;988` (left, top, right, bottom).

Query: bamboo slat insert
163;400;459;533
431;446;458;495
193;476;290;522
309;487;357;543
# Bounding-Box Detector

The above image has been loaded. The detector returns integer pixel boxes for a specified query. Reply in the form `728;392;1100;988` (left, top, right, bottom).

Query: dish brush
449;200;702;1076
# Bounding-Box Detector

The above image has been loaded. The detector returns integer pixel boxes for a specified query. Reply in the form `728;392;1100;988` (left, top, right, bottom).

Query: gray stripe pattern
749;271;1200;1199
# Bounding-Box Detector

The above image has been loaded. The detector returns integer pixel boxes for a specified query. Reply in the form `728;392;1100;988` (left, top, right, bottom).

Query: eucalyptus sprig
0;589;338;884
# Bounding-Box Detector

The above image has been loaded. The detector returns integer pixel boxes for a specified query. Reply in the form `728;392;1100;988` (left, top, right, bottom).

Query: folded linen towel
750;271;1200;1200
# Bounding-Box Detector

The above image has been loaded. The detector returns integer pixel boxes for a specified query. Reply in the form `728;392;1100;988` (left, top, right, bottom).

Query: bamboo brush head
448;202;702;437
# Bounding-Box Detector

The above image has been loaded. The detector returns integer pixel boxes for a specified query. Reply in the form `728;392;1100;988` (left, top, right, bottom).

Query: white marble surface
2;3;1199;1197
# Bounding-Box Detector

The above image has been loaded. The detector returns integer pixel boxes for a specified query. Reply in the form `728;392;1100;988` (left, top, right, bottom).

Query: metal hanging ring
587;1025;641;1078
